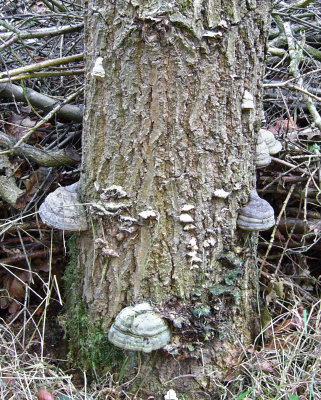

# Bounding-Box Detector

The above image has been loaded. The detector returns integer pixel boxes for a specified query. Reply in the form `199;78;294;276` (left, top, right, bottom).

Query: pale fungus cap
39;182;88;231
91;57;105;80
237;190;275;231
255;134;271;168
259;129;282;155
241;90;254;110
108;303;171;353
164;389;178;400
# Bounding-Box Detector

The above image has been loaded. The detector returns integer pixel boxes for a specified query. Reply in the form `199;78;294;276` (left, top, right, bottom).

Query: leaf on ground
257;360;275;373
5;112;51;143
0;271;30;310
274;117;298;132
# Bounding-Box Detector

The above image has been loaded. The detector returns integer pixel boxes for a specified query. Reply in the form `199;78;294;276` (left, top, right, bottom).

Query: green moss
63;235;124;375
192;304;211;318
178;0;192;12
209;284;241;300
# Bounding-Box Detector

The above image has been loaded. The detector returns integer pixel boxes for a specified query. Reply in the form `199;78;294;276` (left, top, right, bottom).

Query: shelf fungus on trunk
241;90;254;110
39;182;88;231
237;190;275;231
259;128;282;155
255;133;271;168
108;303;171;353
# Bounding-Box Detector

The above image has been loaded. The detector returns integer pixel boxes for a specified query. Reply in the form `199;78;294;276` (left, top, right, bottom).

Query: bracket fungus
259;129;282;155
179;213;194;223
39;182;88;231
255;134;271;168
138;209;158;220
241;90;254;110
237;190;275;231
164;390;178;400
108;303;171;353
91;57;105;80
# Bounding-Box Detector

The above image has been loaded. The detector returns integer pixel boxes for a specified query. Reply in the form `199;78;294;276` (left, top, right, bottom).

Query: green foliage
63;235;124;375
308;143;320;152
236;388;253;400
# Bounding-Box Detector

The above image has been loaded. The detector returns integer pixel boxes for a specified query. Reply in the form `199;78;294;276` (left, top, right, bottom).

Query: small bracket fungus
164;389;178;400
181;204;195;212
91;57;105;80
241;90;254;110
138;209;158;220
39;182;88;231
237;190;275;231
108;303;171;353
179;214;194;223
183;224;196;231
259;129;282;155
213;189;231;199
255;134;271;168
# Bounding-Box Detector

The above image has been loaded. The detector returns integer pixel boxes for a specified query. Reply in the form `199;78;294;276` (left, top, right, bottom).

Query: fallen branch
0;154;26;209
0;131;80;167
0;247;61;266
0;176;26;209
10;87;83;150
0;83;83;122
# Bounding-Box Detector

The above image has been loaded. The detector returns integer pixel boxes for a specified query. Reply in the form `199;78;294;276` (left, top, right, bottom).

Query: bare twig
0;53;83;79
0;23;83;51
0;69;84;84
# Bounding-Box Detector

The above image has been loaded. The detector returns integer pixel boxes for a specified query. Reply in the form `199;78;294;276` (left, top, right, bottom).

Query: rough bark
70;0;272;397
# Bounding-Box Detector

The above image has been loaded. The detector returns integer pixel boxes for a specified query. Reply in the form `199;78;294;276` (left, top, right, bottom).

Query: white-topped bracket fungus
91;57;105;80
241;90;254;110
39;182;88;231
255;133;271;168
237;190;275;231
179;214;194;224
164;389;178;400
108;303;171;353
259;129;282;155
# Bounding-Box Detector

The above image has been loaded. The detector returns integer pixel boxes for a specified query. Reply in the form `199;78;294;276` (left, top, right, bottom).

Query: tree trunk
66;1;272;398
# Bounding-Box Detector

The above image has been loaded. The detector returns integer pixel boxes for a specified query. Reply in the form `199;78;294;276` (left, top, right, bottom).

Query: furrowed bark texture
77;0;272;396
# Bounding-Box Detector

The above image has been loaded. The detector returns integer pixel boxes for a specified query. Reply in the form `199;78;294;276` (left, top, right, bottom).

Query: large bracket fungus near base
108;303;171;353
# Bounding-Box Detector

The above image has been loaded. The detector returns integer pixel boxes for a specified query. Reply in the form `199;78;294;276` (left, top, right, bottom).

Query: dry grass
237;302;321;400
0;319;86;399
